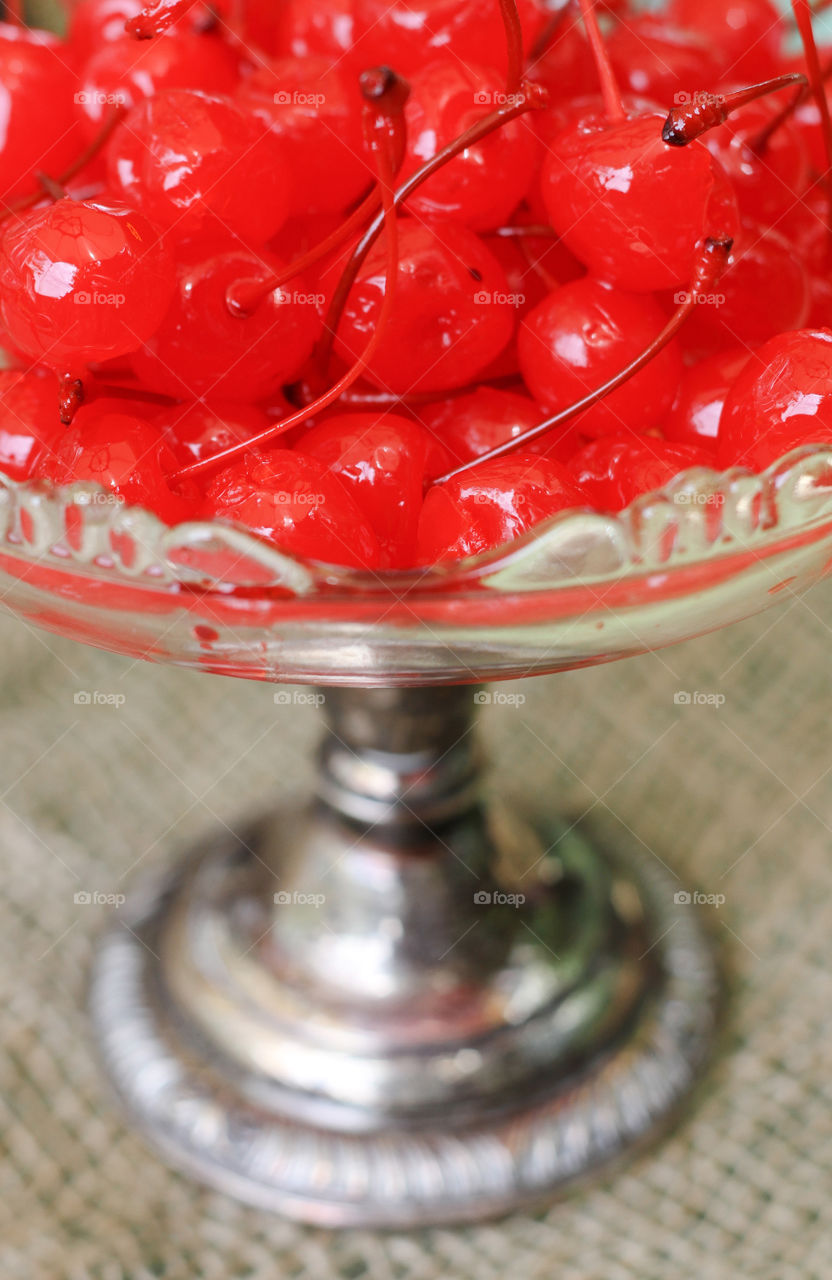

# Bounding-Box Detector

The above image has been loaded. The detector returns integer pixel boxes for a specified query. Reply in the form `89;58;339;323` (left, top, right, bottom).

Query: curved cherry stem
0;104;127;224
578;0;624;123
315;82;548;378
170;107;401;484
430;237;734;487
793;0;832;243
499;0;525;96
662;72;807;146
750;60;832;154
226;67;409;319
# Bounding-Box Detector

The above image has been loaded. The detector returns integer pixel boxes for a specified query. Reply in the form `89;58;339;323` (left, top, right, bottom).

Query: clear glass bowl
2;443;831;684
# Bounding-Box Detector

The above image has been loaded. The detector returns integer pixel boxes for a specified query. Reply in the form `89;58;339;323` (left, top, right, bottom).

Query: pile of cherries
2;0;832;571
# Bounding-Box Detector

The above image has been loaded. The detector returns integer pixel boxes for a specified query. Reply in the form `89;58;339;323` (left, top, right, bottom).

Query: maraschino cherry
106;89;293;244
664;350;750;451
718;329;832;469
416;454;585;564
205;451;381;569
0;24;81;204
0;369;65;480
518;276;683;438
568;434;713;511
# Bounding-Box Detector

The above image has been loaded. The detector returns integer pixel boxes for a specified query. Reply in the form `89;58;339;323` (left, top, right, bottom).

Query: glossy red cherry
518;277;682;438
156;401;273;467
606;19;717;107
416;454;585;565
36;411;189;524
0;25;81;204
680;223;810;360
540;111;740;293
107;90;292;245
76;30;241;138
0;369;64;480
419;385;584;467
205;450;380;568
400;62;539;232
0;198;176;367
131;244;320;402
333;220;516;395
702;101;809;227
666;0;784;82
568;433;713;511
664;349;750;450
238;56;368;216
718;329;832;469
351;0;546;82
273;0;357;65
301;412;437;567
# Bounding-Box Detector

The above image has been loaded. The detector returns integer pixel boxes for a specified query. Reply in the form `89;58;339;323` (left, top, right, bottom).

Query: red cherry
666;0;784;82
273;0;356;65
351;0;546;82
205;450;381;569
36;411;189;524
333;220;515;396
419;385;584;467
107;90;292;245
68;0;143;63
606;19;718;107
680;223;810;360
131;244;320;402
518;277;682;438
416;453;585;564
155;401;273;467
702;100;809;227
0;198;176;367
540;110;740;293
301;412;435;567
400;62;539;232
76;30;240;139
718;329;832;469
0;369;64;480
0;25;82;204
664;348;750;450
238;56;368;216
568;433;713;511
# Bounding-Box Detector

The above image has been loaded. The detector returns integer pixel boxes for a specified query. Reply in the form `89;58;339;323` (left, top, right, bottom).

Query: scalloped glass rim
2;444;832;598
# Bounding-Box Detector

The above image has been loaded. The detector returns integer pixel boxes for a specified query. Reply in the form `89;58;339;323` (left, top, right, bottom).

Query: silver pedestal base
90;812;718;1228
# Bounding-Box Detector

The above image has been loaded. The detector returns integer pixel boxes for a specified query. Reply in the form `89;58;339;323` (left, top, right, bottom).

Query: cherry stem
4;0;23;25
226;67;409;319
58;372;84;427
792;0;832;242
126;0;197;37
577;0;624;123
527;0;572;67
430;237;734;486
499;0;524;96
315;82;548;378
36;172;68;202
170;103;401;484
0;104;127;223
662;72;807;146
750;60;832;154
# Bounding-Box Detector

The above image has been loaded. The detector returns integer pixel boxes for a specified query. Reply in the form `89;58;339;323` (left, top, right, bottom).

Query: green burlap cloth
0;583;830;1279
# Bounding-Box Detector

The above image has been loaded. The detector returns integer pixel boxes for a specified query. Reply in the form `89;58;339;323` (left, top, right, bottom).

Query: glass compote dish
2;443;831;1227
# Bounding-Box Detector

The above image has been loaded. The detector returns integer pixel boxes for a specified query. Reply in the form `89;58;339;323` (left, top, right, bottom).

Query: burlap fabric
0;579;831;1280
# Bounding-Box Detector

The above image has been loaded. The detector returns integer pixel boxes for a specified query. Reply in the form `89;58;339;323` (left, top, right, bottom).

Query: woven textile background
0;581;831;1279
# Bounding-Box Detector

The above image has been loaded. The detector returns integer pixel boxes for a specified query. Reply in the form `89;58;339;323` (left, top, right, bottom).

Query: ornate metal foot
90;687;719;1227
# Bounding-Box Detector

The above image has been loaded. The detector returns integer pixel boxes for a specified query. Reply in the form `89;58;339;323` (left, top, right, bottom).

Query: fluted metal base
90;688;719;1227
